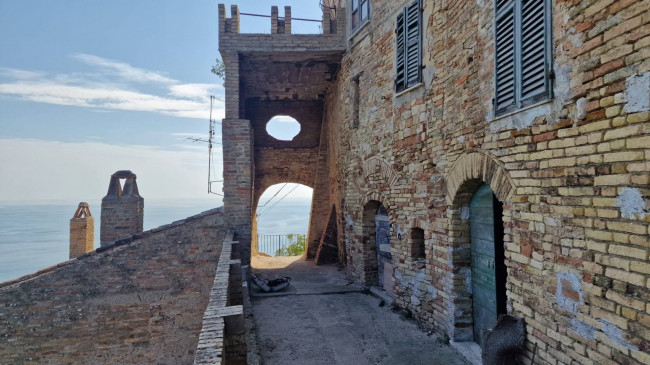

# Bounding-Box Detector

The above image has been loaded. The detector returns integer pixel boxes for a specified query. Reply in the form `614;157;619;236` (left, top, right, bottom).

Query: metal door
470;184;498;344
375;206;391;288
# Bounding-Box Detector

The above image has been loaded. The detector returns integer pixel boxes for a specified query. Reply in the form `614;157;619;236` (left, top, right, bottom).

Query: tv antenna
186;95;223;196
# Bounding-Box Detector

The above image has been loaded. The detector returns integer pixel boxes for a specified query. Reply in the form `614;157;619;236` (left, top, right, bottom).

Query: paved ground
248;256;470;365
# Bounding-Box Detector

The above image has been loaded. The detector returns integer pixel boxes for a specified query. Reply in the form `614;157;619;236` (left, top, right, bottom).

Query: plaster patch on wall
617;187;647;219
575;97;588;120
461;206;470;220
599;320;639;351
457;136;466;144
624;72;650;113
567;27;584;48
556;271;583;313
570;317;596;340
489;102;552;131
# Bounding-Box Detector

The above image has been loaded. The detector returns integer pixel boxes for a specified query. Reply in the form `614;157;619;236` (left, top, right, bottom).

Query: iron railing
257;234;306;257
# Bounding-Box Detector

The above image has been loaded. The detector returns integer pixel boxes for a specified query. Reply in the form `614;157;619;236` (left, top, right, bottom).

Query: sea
0;198;312;283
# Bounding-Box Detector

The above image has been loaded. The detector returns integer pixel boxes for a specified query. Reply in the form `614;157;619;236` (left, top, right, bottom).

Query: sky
0;0;320;203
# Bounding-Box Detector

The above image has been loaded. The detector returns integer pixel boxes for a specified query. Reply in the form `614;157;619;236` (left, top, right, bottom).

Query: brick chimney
100;170;144;246
69;202;94;259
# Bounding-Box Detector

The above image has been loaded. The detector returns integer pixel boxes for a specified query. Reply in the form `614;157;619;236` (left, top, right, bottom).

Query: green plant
276;234;306;256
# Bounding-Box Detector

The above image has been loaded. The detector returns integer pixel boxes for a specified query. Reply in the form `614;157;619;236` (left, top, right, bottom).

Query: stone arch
357;156;399;188
252;182;313;258
359;191;396;287
253;177;314;208
443;150;515;342
446;149;516;206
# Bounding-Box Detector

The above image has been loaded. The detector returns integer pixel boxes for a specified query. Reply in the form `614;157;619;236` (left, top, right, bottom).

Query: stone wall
321;0;650;363
0;208;226;364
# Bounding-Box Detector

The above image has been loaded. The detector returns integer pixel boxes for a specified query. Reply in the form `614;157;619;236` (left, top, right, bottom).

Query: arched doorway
469;184;506;343
253;183;313;260
362;200;393;292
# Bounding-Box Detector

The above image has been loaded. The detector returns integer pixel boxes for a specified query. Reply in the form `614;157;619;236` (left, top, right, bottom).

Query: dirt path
248;257;470;365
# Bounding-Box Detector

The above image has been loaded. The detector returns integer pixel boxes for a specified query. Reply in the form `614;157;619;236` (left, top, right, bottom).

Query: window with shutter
395;12;406;93
494;0;551;117
395;0;422;93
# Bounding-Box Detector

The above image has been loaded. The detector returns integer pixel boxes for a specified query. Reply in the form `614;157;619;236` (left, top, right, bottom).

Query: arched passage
445;150;516;343
253;183;313;260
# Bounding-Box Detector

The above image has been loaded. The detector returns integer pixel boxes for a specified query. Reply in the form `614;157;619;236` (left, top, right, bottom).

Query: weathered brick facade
0;209;226;364
220;0;650;363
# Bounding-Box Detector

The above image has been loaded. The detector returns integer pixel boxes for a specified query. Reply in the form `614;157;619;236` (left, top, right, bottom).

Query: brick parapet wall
0;208;226;364
323;0;650;363
194;232;246;365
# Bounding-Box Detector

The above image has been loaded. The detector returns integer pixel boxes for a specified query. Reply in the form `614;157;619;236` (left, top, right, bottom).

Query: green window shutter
520;0;549;106
395;11;406;93
494;3;516;115
405;0;421;88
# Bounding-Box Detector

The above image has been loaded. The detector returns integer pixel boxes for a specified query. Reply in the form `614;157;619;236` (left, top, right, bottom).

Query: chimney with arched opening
100;170;144;246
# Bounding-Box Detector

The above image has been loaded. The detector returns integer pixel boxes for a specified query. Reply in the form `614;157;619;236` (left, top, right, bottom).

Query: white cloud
72;53;176;84
0;67;45;80
0;54;225;120
0;138;224;203
169;83;223;100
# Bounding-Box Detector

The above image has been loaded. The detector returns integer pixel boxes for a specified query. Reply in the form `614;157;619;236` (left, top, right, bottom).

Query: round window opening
266;115;301;141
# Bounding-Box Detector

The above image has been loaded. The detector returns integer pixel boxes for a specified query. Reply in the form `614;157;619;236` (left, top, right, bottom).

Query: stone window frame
394;0;423;94
493;0;554;117
350;0;370;32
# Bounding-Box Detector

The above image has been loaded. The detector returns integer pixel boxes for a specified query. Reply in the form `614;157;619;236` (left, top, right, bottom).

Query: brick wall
69;202;94;259
0;208;226;364
100;171;144;245
321;0;650;363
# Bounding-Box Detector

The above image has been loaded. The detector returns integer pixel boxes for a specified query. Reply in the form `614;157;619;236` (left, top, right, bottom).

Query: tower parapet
69;202;94;259
100;170;143;246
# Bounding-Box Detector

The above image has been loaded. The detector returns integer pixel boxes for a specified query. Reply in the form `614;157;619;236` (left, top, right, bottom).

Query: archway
361;200;393;291
445;150;516;343
253;183;313;261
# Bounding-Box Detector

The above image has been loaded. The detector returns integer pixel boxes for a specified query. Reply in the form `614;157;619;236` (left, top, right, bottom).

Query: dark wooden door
470;184;502;344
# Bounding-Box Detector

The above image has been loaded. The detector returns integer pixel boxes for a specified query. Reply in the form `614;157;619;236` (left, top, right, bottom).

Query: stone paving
248;256;469;365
